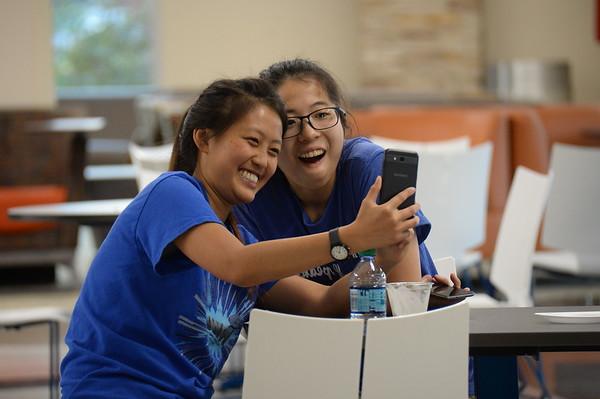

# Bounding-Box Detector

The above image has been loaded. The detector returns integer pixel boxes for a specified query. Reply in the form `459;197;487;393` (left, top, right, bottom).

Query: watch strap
329;228;343;247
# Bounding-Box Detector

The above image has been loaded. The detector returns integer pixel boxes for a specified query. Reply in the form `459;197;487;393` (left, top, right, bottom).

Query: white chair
532;143;600;276
369;135;470;155
242;309;364;399
370;137;491;272
361;301;470;399
418;142;493;271
468;166;553;308
0;307;70;399
128;141;173;191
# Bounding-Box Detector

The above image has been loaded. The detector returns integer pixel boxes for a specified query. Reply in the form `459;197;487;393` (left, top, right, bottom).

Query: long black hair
259;58;349;130
170;78;287;174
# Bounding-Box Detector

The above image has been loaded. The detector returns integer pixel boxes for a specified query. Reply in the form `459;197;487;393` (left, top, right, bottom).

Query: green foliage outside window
53;0;154;87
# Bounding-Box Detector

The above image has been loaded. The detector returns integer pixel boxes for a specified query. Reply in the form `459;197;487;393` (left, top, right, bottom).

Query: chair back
128;142;173;191
351;106;511;259
541;144;600;271
490;166;552;306
242;309;364;399
361;301;469;399
418;142;493;269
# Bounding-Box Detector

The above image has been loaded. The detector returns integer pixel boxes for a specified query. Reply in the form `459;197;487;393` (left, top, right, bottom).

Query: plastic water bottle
349;249;387;319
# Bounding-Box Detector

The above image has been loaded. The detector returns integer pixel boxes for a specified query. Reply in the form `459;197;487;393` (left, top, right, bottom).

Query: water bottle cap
358;249;376;257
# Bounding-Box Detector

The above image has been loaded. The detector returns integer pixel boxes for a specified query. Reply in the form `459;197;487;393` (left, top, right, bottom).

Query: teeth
299;149;325;159
240;169;258;183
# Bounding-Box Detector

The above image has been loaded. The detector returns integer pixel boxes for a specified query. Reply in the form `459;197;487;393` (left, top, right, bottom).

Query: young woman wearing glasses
235;59;463;306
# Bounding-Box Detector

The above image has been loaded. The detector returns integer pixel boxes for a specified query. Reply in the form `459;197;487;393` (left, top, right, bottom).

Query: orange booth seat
510;104;600;174
0;185;67;234
0;110;85;270
349;106;512;260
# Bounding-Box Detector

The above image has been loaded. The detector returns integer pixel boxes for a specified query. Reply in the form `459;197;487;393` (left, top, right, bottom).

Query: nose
297;119;320;142
251;148;269;169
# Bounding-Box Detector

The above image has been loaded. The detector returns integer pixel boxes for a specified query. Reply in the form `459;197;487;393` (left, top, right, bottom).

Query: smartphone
431;285;474;300
380;149;418;210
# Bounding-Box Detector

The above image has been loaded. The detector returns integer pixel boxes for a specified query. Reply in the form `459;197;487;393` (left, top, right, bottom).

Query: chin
303;169;331;184
235;190;257;204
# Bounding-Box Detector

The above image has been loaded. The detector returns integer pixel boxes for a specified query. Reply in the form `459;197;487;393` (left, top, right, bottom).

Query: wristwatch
329;228;350;261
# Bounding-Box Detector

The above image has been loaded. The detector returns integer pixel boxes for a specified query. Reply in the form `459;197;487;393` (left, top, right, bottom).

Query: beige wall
0;0;55;110
359;0;483;96
1;0;598;107
155;0;360;92
483;0;600;103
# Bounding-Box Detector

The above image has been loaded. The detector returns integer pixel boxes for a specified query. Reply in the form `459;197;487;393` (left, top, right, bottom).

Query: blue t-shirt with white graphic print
235;137;437;285
60;172;273;399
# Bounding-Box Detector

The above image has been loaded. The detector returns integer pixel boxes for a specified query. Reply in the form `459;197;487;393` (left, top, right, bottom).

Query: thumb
364;176;382;204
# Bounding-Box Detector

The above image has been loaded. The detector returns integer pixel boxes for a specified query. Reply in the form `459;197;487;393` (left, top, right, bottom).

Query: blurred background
1;0;600;398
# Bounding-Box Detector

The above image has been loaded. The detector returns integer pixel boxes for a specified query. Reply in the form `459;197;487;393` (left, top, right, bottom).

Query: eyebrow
249;127;282;145
287;101;331;115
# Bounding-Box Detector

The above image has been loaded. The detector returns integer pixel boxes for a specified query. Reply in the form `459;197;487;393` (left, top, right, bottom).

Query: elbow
223;266;260;288
231;274;259;288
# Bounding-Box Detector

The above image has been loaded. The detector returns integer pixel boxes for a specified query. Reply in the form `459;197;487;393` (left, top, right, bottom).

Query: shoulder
341;137;384;163
133;171;214;218
143;172;207;201
147;171;203;192
337;137;384;184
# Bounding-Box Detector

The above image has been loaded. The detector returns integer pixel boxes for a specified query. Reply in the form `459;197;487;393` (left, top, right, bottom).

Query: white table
8;198;131;226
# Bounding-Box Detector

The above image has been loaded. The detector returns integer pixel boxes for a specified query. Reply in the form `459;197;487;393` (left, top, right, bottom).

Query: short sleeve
419;243;438;276
414;209;431;245
136;174;222;268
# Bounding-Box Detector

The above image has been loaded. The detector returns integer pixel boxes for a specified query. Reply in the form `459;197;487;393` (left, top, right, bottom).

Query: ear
193;128;210;153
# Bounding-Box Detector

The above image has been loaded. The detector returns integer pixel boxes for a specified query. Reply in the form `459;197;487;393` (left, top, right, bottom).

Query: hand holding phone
431;284;474;300
380;149;418;211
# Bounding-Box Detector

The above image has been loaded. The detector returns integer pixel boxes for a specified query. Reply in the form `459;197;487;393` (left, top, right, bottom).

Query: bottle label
350;287;386;315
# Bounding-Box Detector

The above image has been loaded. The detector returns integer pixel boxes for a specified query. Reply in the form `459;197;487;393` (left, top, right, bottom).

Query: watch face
331;245;349;260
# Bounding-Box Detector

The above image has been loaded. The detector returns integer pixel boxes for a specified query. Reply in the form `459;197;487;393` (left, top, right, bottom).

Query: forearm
313;274;352;317
236;233;333;286
177;222;371;287
377;238;422;283
258;275;351;318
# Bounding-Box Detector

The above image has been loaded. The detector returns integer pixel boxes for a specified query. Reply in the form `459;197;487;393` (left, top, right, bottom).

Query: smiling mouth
298;149;326;164
239;169;259;183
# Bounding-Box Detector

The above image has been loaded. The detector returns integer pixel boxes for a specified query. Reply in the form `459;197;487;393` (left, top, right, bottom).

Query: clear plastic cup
386;282;433;316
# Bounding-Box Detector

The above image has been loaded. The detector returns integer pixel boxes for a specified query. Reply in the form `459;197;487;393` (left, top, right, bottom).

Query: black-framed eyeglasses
284;106;345;139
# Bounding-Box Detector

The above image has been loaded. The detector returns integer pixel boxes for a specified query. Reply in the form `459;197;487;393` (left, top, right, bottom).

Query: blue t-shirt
61;172;273;399
235;137;437;285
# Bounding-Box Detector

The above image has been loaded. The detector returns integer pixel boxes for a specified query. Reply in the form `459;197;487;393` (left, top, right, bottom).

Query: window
52;0;155;94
